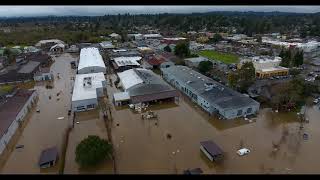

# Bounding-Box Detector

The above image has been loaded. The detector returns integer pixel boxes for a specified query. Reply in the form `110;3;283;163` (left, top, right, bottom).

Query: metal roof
38;146;58;166
78;47;106;72
71;72;106;102
161;65;259;110
200;140;223;157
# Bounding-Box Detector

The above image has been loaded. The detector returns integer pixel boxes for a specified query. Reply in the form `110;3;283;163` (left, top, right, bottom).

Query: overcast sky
0;6;319;17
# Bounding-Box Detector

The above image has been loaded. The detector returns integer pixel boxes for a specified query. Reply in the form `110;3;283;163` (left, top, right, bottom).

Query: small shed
38;146;58;169
113;92;130;106
200;140;223;162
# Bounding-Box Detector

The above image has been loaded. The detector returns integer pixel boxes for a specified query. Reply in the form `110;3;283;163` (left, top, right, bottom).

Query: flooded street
64;110;113;174
107;73;320;174
0;53;76;174
1;56;320;174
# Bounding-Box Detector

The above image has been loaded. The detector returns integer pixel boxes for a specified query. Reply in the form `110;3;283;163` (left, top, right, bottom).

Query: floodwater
0;53;77;174
107;73;320;174
64;110;113;174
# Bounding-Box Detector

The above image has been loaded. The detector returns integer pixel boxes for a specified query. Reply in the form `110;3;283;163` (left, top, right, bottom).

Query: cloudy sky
0;6;319;17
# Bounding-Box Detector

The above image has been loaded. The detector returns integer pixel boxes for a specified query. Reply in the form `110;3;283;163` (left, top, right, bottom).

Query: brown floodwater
106;73;320;174
0;53;77;174
63;110;113;174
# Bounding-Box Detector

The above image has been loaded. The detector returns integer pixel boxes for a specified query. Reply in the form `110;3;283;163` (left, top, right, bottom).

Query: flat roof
17;61;40;74
184;56;208;63
114;56;141;67
72;72;106;101
259;66;289;72
0;89;35;139
78;47;106;71
113;92;130;101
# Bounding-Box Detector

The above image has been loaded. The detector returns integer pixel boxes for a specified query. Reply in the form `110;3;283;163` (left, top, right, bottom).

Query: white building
100;41;115;49
109;33;121;39
71;72;107;112
77;47;106;74
0;89;38;155
143;34;163;40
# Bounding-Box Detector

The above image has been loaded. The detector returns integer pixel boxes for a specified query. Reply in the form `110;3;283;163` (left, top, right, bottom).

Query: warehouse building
77;47;106;74
161;65;260;119
0;89;38;155
113;68;179;106
71;72;107;112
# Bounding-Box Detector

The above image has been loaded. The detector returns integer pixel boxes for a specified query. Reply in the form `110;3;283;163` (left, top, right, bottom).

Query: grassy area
198;50;239;64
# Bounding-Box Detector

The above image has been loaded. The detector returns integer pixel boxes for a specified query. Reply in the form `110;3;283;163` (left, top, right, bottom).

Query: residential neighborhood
1;5;320;174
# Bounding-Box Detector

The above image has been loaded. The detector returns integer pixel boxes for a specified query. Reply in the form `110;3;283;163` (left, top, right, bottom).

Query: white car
237;148;251;156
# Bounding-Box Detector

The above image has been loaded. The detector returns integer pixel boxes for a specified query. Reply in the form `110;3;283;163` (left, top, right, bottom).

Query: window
237;109;243;116
76;106;85;111
87;104;95;109
247;108;252;114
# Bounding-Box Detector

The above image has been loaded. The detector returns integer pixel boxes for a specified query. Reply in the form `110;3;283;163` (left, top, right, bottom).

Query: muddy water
0;53;77;174
64;110;113;174
107;73;320;174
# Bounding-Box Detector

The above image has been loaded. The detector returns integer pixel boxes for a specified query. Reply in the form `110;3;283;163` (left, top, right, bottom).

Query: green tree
198;61;213;74
75;135;113;167
3;48;15;64
238;62;256;92
228;72;239;89
174;42;190;58
256;35;262;43
211;33;223;43
164;45;172;52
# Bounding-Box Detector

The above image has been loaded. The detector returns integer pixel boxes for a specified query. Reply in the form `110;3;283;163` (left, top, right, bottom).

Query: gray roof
18;61;40;74
200;140;223;156
127;68;177;97
111;50;141;58
38;146;58;166
161;65;259;110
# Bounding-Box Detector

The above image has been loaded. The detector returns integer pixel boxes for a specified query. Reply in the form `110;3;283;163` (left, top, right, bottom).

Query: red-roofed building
146;55;167;69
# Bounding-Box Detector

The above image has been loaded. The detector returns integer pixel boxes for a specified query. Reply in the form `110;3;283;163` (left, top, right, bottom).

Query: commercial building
71;72;107;112
113;68;179;106
0;89;38;155
184;56;209;68
238;56;289;79
77;47;106;74
112;56;142;72
33;67;53;81
161;65;260;119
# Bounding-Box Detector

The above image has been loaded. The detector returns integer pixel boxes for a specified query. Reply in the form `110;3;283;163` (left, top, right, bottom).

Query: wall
0;91;38;155
71;98;98;112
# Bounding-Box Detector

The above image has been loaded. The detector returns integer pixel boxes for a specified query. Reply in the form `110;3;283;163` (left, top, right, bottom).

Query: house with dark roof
0;89;37;155
200;140;223;162
113;68;179;106
161;65;260;119
38;146;59;168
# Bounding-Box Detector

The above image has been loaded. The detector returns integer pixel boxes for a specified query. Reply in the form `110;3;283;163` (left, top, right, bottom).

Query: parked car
237;148;251;156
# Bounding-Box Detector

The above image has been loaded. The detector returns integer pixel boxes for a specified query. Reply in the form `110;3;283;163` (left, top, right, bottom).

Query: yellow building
238;56;289;79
